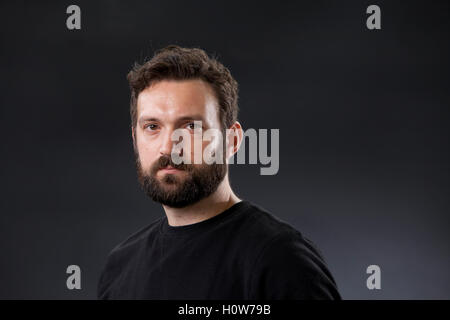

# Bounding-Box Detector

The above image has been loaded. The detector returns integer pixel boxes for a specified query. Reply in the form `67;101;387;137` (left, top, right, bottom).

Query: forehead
136;79;219;125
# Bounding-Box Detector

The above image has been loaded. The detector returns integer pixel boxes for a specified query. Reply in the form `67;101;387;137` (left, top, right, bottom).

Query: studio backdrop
1;0;449;299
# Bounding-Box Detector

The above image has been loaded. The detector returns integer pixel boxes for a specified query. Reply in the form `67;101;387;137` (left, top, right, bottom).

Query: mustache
151;154;192;173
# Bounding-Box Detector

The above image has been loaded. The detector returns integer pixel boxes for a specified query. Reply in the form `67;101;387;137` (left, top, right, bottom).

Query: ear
225;121;243;160
131;126;137;152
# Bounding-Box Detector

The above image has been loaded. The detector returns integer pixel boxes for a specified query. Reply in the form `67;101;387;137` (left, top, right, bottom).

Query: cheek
203;139;218;153
184;137;213;154
184;136;221;152
136;137;159;168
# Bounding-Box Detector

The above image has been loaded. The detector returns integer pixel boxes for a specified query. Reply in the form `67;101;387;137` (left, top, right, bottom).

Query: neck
162;175;241;227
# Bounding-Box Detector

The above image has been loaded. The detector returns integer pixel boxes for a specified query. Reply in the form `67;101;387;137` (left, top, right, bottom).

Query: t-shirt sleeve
97;254;114;300
97;248;122;300
248;230;341;300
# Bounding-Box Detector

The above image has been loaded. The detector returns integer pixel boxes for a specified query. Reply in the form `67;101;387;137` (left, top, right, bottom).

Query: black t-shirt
98;200;341;300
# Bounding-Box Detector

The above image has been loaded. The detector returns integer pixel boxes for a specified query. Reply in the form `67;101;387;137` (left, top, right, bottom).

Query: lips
159;165;182;172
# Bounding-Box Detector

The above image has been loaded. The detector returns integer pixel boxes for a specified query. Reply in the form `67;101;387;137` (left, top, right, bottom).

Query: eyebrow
138;115;206;126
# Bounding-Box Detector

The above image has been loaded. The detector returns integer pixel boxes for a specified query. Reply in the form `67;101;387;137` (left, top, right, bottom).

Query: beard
135;151;227;208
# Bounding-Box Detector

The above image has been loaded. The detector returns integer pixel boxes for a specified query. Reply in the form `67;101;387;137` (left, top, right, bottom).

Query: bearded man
97;45;341;300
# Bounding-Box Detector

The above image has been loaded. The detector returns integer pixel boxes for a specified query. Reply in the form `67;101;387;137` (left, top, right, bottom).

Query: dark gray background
1;0;449;299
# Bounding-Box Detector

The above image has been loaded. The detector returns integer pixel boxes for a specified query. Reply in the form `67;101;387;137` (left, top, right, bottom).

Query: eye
145;123;159;131
186;122;201;130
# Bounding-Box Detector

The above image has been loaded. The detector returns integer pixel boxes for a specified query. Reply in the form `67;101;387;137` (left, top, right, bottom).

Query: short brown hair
127;45;239;131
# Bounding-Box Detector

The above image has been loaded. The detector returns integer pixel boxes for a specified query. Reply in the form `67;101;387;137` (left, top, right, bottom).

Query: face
133;79;228;208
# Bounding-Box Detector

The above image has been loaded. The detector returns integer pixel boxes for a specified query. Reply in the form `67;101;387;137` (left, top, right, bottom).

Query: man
98;45;341;300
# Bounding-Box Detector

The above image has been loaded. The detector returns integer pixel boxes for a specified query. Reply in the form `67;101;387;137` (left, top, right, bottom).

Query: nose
159;128;174;156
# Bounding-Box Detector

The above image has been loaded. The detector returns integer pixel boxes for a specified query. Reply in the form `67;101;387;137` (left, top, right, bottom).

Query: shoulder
108;216;164;256
97;217;163;299
240;201;326;273
241;201;306;244
243;201;326;256
253;228;329;275
242;202;341;299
